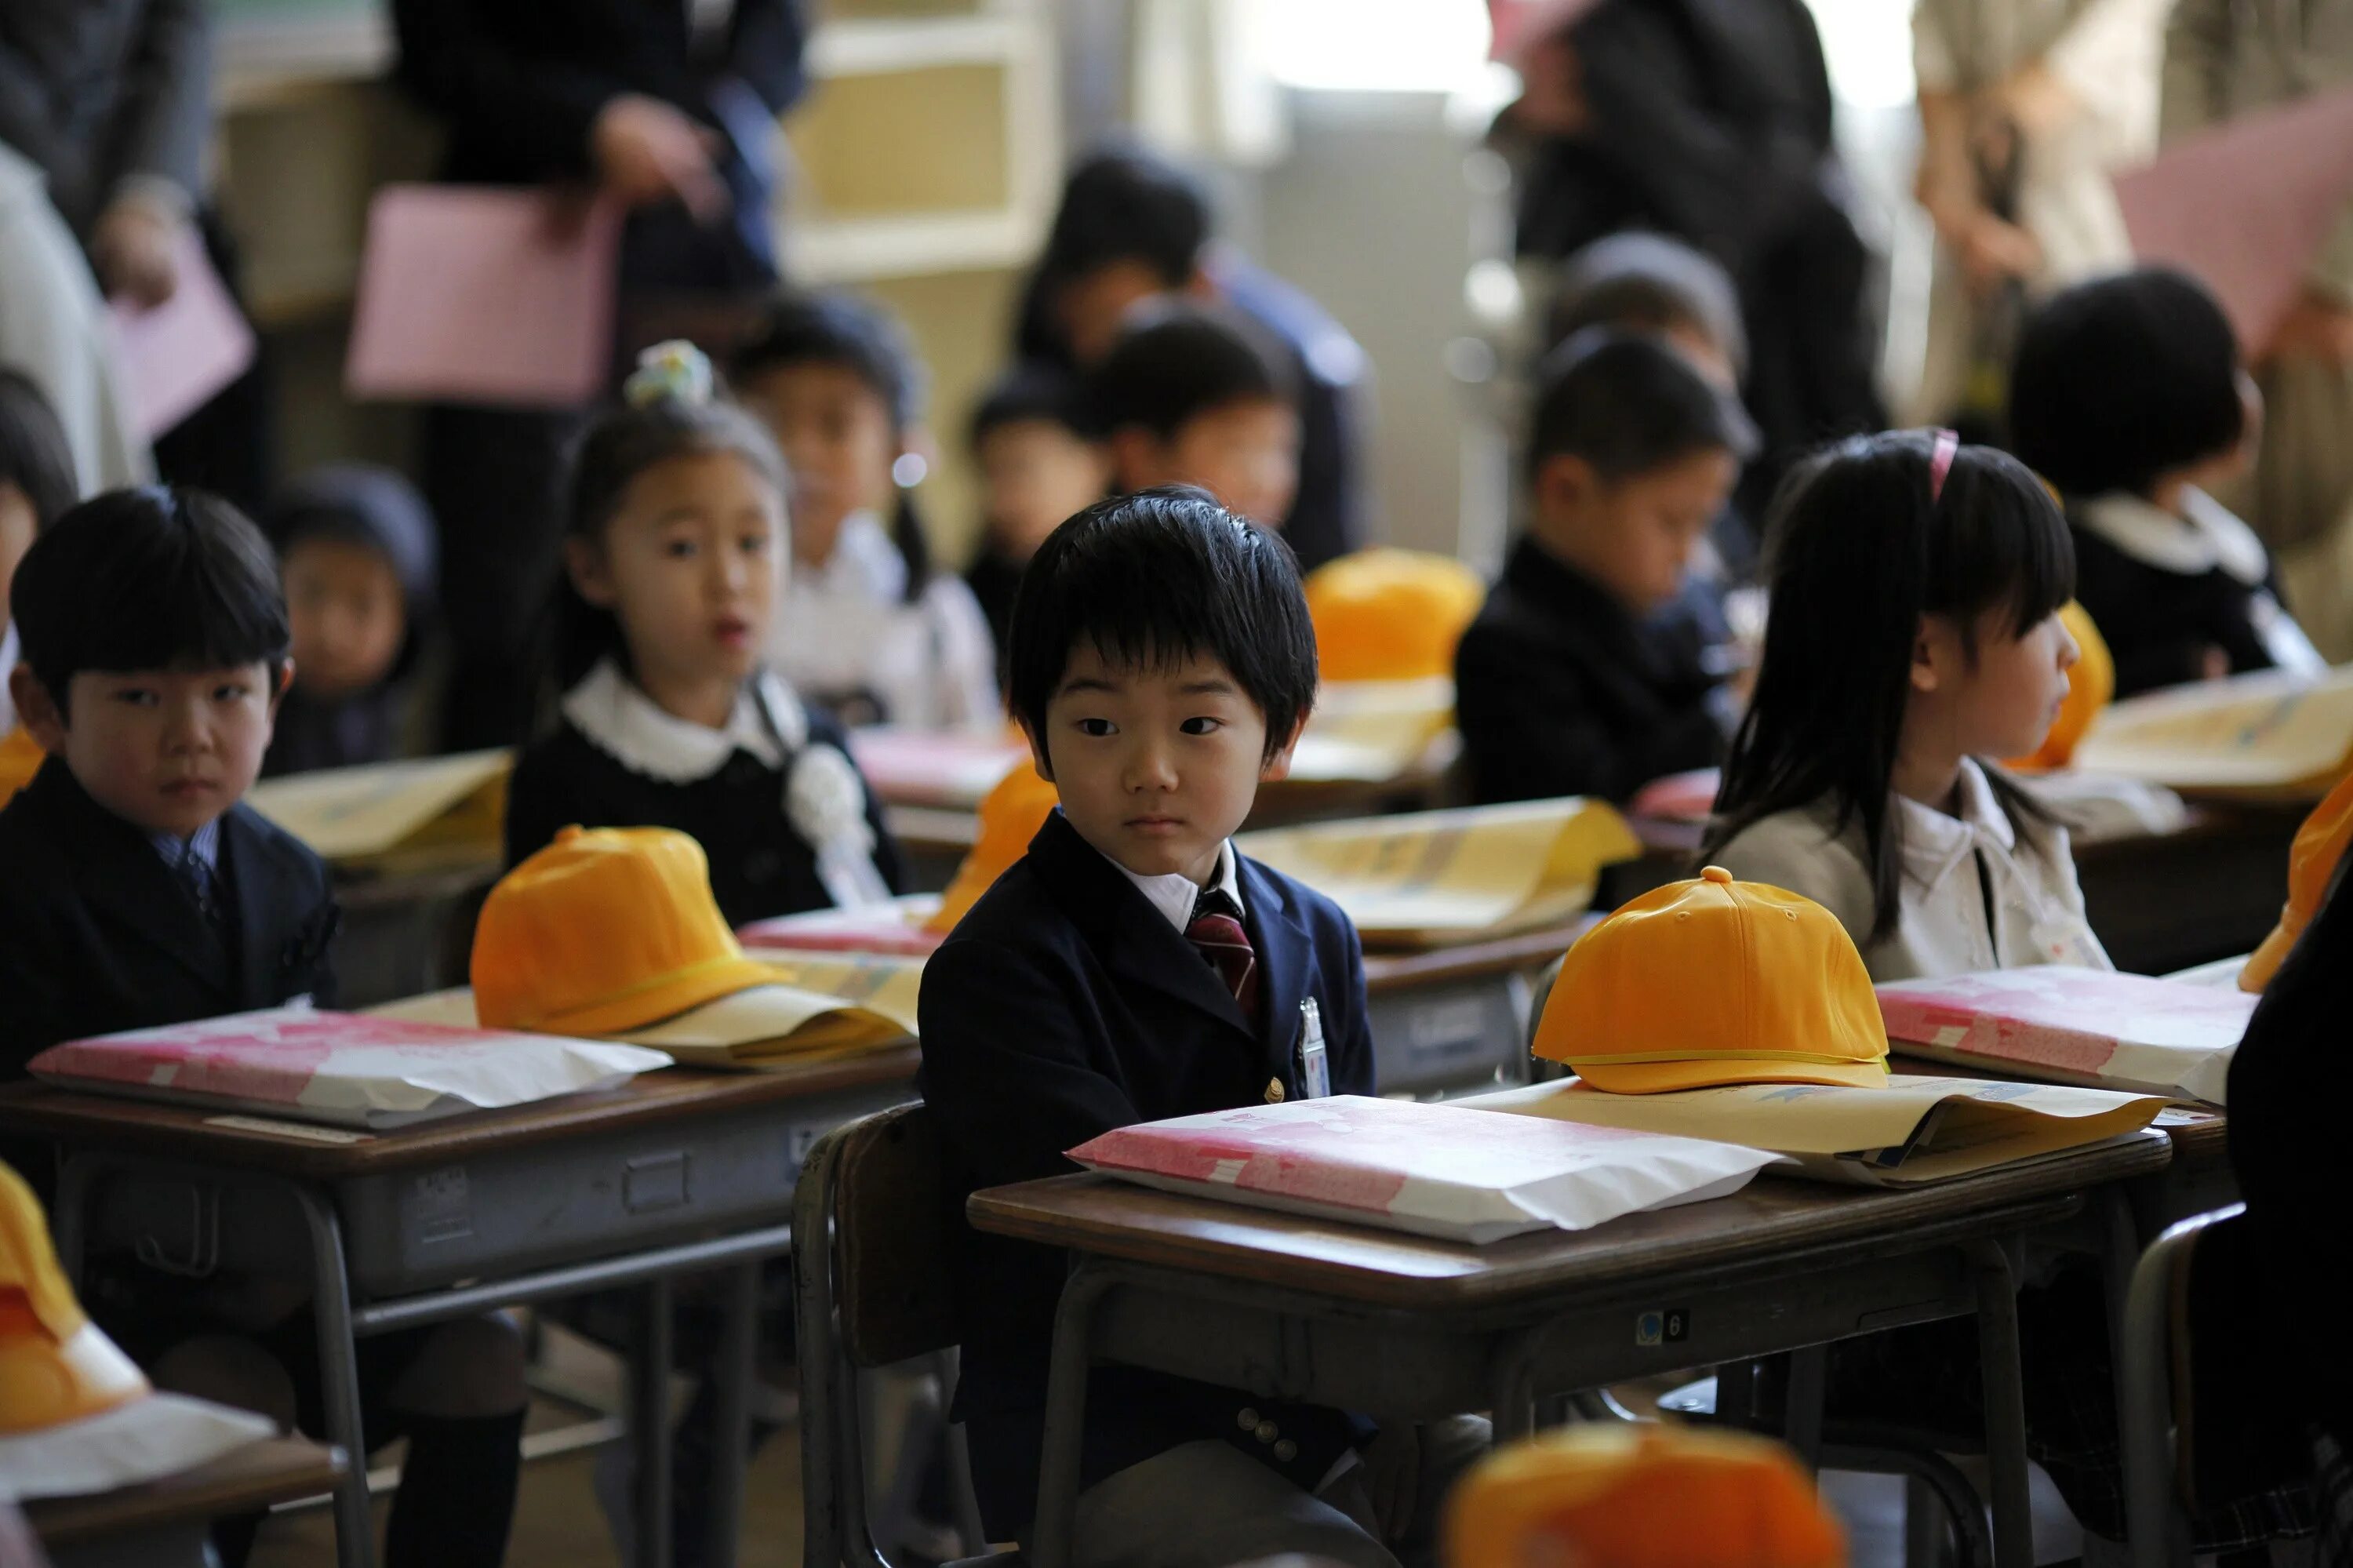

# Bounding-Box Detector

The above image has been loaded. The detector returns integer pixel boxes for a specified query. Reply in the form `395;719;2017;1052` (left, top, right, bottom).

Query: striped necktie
1185;888;1258;1017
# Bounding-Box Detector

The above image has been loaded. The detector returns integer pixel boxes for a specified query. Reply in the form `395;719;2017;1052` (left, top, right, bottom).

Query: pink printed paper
846;729;1027;810
1071;1095;1776;1244
739;897;946;958
30;1008;667;1129
1630;768;1721;824
1488;0;1606;63
107;228;255;441
345;186;624;409
1875;967;2252;1104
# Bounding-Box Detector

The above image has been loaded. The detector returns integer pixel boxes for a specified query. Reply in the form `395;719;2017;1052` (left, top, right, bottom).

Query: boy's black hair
1703;433;2076;941
729;289;936;602
1038;144;1212;294
1529;329;1759;485
2009;267;2245;500
0;371;80;531
12;486;289;719
1007;486;1317;766
1084;304;1295;443
553;391;787;693
1547;232;1748;377
969;362;1089;452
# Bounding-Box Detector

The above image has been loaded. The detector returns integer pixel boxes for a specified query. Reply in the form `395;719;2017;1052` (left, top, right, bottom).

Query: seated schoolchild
920;486;1487;1568
1454;330;1753;806
504;343;904;928
965;361;1111;660
0;371;79;805
261;464;438;777
1089;301;1302;533
0;487;525;1568
2010;267;2323;698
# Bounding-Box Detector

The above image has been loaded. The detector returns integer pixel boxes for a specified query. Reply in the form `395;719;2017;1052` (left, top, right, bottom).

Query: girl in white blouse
1704;429;2110;983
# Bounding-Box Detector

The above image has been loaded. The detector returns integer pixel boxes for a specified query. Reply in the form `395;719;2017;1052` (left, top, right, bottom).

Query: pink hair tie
1928;427;1960;504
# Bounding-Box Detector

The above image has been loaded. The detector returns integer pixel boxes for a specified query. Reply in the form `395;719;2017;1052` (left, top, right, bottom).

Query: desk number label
1635;1308;1689;1347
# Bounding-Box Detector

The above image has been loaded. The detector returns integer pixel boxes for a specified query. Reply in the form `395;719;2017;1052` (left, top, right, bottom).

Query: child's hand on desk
592;94;729;224
1360;1421;1421;1541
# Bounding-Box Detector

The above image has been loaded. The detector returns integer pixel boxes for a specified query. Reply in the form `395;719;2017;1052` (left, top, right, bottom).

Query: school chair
2118;1204;2315;1568
795;1103;1002;1568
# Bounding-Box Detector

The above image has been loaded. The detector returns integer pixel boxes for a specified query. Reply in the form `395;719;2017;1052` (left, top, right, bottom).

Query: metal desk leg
1969;1241;2033;1568
707;1263;759;1568
293;1185;376;1568
1029;1264;1115;1568
634;1277;676;1568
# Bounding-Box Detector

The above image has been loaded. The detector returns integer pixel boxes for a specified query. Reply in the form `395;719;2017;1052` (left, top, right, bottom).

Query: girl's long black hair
1701;431;2076;942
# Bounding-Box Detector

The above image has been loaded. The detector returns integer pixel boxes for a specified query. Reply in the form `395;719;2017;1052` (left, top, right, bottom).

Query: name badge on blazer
1297;998;1331;1100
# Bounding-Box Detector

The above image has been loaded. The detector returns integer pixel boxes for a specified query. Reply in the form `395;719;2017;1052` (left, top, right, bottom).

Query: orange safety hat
0;726;40;811
924;760;1060;934
0;1162;147;1435
1304;548;1486;683
2008;601;2113;773
473;826;784;1037
2241;768;2353;991
1534;866;1889;1093
1446;1424;1847;1568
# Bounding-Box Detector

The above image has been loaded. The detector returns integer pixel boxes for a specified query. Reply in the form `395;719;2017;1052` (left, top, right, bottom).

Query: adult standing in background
1497;0;1885;515
2166;0;2353;660
392;0;809;751
1908;0;2169;434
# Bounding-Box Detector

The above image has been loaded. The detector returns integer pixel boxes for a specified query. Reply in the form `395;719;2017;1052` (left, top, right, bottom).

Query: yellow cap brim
1573;1057;1891;1095
505;954;787;1039
2239;919;2298;994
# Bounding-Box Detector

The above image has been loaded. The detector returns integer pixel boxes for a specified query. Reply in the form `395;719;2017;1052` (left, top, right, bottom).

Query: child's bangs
110;543;290;676
1937;449;2076;642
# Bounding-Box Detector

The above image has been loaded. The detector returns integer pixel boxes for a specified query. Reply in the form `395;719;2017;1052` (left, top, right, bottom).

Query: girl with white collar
1704;429;2108;984
504;341;904;927
2011;266;2326;696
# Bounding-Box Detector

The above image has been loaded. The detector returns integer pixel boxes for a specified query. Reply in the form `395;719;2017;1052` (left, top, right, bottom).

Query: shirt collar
1110;839;1246;935
558;659;809;783
795;511;907;603
151;815;222;874
1893;756;2017;876
2075;488;2271;586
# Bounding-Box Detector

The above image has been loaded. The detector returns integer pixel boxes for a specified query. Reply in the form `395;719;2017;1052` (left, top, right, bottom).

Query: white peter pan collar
2075;487;2271;587
1896;756;2017;886
560;659;809;783
1114;840;1246;936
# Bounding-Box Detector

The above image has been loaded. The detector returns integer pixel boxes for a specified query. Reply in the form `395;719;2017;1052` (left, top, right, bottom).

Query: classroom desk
24;1435;346;1568
0;1049;921;1568
330;861;500;1010
973;1131;2173;1568
1359;922;1592;1098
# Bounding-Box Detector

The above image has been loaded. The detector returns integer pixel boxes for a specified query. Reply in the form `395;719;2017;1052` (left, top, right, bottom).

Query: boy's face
736;362;899;568
1029;641;1299;886
285;537;408;700
1535;446;1738;613
1058;260;1187;366
11;660;286;839
978;420;1111;562
1114;397;1302;529
0;480;35;644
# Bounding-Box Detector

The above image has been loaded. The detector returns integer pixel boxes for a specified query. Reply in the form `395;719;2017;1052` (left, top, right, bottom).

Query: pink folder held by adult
345;185;624;408
1487;0;1604;64
107;227;255;442
2115;85;2353;351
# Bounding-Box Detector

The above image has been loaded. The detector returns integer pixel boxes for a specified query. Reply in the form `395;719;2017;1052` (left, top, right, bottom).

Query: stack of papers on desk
2070;666;2353;802
1467;1075;2166;1188
29;1008;666;1130
1286;678;1460;785
745;951;926;1037
1238;797;1642;947
1071;1095;1776;1245
739;894;947;957
244;751;511;875
847;729;1027;810
1875;967;2253;1104
373;973;913;1064
0;1394;275;1504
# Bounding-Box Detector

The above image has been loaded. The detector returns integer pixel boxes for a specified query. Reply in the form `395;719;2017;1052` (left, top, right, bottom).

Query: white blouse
1710;759;2111;983
768;511;1001;734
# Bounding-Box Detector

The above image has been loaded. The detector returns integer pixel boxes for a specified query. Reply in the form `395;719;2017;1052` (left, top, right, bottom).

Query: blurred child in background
1089;304;1301;533
965;362;1110;660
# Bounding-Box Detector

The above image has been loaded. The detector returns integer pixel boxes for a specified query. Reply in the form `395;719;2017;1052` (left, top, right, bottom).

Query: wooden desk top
969;1130;2170;1314
1360;919;1595;993
24;1436;344;1545
0;1045;920;1181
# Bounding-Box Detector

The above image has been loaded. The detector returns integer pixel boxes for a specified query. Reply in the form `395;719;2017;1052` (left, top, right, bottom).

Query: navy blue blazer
0;759;340;1076
918;809;1377;1538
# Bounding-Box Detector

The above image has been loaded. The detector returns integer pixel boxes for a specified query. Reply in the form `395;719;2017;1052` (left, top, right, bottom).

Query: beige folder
1238;796;1642;948
1284;678;1461;785
368;975;907;1068
1465;1075;2166;1188
245;751;512;874
2069;666;2353;801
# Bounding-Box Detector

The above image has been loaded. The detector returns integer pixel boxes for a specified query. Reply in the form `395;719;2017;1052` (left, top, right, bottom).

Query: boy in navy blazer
920;486;1484;1567
0;488;528;1568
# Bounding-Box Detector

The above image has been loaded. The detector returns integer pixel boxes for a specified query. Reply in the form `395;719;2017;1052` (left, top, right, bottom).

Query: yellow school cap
924;760;1060;934
474;826;782;1037
2008;601;2112;773
0;726;41;811
1446;1424;1846;1568
0;1162;147;1435
2241;768;2353;991
1534;866;1889;1093
1304;548;1486;683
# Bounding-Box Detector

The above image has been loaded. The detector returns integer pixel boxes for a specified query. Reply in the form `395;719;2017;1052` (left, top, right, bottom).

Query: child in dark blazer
0;488;526;1568
919;486;1486;1566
